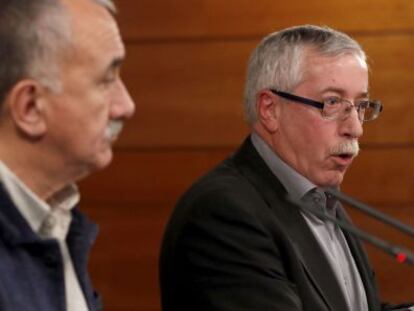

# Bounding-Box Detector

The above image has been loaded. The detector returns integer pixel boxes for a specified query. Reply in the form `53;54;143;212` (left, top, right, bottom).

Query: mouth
331;153;355;166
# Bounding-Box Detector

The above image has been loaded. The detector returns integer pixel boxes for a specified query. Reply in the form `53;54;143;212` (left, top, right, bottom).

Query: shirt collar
251;133;339;220
0;161;80;234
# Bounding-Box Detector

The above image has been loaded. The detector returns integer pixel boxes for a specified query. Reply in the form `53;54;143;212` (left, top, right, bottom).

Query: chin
70;149;114;183
313;171;345;188
90;149;114;172
324;174;344;187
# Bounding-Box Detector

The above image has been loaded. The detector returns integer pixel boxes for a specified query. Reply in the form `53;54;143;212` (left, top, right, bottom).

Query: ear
6;80;47;138
256;90;281;133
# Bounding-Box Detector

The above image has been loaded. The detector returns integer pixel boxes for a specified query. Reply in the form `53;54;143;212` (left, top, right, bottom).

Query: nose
110;80;136;119
338;106;363;139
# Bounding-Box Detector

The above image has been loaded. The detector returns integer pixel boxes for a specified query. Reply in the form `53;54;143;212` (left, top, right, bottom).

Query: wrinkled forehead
302;44;367;67
297;50;369;94
61;0;124;60
302;48;368;77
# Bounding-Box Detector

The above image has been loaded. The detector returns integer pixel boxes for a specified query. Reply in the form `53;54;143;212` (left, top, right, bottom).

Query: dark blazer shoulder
172;137;283;226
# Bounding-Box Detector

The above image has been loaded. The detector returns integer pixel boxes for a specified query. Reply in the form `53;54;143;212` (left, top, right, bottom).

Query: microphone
324;187;414;238
286;193;414;265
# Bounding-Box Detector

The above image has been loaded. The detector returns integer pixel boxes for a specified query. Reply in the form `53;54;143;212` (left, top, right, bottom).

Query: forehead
62;0;124;65
299;51;369;95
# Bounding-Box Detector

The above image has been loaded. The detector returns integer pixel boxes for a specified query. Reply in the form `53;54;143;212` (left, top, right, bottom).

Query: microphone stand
324;188;414;238
286;194;414;265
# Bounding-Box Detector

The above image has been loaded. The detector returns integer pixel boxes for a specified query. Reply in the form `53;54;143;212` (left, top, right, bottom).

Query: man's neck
0;142;70;200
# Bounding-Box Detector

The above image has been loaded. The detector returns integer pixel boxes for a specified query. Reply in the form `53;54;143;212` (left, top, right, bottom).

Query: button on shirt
251;133;368;311
0;162;89;311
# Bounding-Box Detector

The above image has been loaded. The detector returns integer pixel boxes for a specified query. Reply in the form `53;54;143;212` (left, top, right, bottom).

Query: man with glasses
160;25;413;311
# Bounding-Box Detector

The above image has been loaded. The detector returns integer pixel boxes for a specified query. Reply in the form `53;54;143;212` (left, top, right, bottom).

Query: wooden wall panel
119;41;250;148
85;203;165;311
347;206;414;303
116;0;414;40
118;34;414;148
82;200;414;310
81;148;414;206
80;147;414;310
364;35;414;145
77;1;414;310
342;147;414;205
80;149;233;204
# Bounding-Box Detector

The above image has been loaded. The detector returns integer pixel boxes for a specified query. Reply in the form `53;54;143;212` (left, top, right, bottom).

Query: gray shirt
251;132;368;311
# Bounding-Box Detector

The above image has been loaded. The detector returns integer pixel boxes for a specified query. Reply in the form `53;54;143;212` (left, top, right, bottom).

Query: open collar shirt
251;132;368;311
0;161;89;311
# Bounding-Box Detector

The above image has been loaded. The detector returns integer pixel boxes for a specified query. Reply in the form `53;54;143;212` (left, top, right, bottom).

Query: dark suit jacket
160;137;411;311
0;183;102;311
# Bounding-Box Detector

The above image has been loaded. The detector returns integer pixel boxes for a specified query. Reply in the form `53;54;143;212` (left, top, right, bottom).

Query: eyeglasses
270;89;383;122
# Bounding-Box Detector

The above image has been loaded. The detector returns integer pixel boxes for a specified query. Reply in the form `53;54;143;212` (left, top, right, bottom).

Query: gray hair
244;25;367;124
0;0;117;104
94;0;117;14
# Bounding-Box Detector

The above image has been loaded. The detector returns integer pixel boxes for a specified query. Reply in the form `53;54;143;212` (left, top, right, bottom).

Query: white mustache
330;140;359;156
105;120;124;141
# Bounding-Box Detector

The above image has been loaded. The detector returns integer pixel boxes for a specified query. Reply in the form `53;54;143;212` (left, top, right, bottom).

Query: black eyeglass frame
269;89;383;121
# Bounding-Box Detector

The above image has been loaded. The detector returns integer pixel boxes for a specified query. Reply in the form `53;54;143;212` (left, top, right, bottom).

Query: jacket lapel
232;137;349;311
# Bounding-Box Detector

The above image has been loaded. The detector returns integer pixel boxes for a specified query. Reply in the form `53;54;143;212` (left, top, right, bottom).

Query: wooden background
79;1;414;310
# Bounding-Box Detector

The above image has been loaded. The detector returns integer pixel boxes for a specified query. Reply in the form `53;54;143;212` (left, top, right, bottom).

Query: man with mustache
160;25;412;310
0;0;134;310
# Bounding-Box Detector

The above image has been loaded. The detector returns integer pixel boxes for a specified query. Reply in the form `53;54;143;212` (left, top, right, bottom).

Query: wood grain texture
84;203;164;311
116;0;414;40
81;147;414;205
347;206;414;304
77;1;414;309
118;35;414;148
83;200;414;310
79;147;414;310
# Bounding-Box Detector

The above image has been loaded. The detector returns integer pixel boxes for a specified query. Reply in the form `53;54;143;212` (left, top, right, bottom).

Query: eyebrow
105;57;124;75
320;87;369;98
